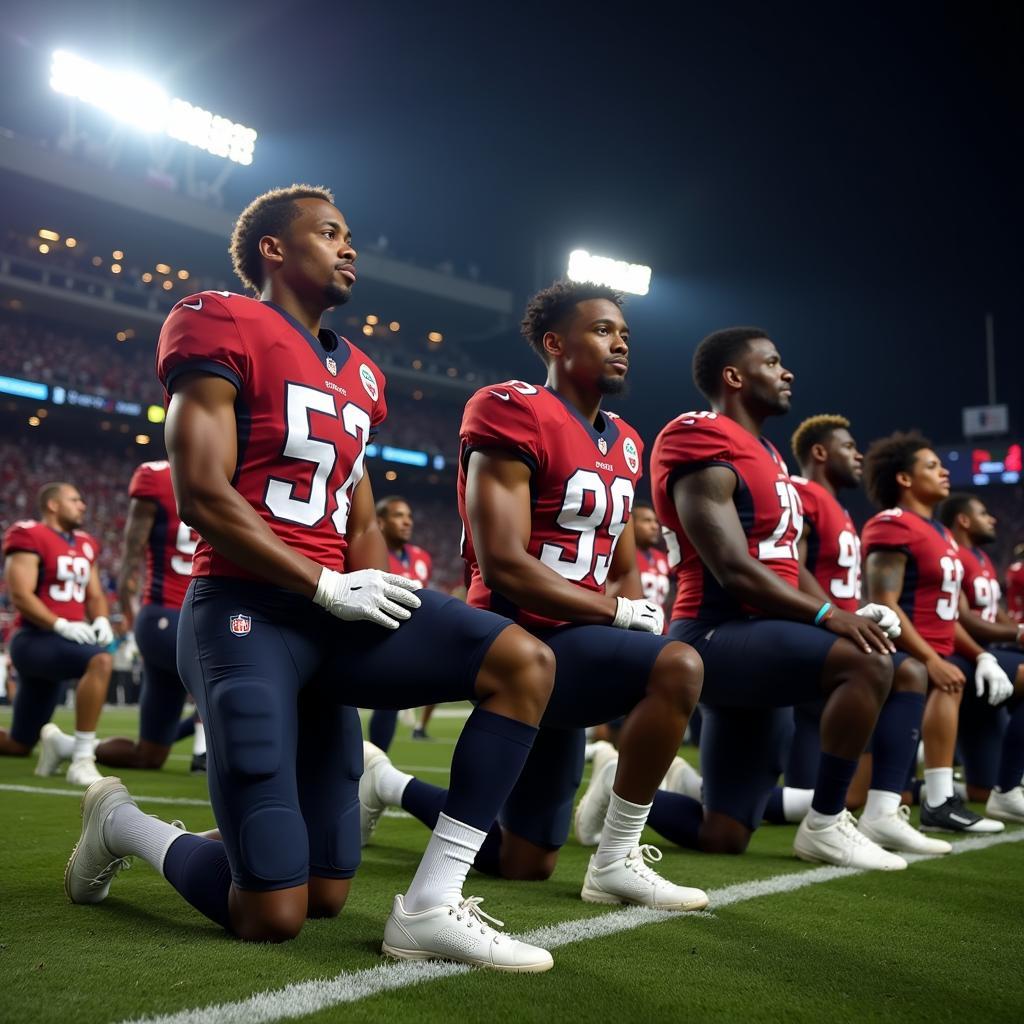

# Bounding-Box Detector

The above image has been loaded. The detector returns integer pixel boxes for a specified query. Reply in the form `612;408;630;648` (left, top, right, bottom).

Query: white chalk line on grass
162;754;451;774
115;827;1024;1024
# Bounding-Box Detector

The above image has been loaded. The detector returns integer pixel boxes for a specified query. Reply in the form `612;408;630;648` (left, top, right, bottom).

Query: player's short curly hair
230;184;335;294
937;492;979;529
375;495;408;517
790;414;851;466
691;326;770;401
520;279;623;362
862;431;932;509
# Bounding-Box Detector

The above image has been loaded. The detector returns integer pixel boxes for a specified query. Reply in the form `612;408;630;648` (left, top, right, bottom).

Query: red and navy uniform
791;476;861;612
388;543;432;587
456;381;676;849
127;461;199;748
958;545;1002;625
861;508;962;657
157;292;514;890
652;410;802;624
1004;561;1024;624
636;545;671;614
2;520;105;745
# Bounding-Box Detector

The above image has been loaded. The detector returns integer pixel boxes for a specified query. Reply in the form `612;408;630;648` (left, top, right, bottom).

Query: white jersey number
972;576;1001;624
539;470;634;586
936;555;964;622
830;529;862;601
758;480;804;561
49;555;91;604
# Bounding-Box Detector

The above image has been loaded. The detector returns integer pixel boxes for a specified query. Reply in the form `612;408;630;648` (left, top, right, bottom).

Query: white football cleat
985;786;1024;825
858;804;952;855
66;756;103;787
35;722;68;777
581;844;709;911
573;742;617;847
382;894;553;972
660;755;704;801
795;810;907;870
65;776;133;904
360;741;392;847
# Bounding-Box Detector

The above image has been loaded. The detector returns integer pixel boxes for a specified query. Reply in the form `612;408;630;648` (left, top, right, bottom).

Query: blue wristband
814;602;833;626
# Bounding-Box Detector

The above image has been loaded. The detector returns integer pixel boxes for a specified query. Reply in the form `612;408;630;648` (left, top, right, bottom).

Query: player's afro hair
937;492;979;529
691;326;770;401
790;413;851;466
862;431;932;509
520;279;623;362
230;184;335;294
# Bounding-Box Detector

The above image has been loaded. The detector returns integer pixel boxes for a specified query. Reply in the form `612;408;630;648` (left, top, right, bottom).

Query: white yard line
113;828;1024;1024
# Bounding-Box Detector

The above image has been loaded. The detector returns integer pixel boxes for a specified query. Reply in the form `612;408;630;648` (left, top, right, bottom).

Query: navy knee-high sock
763;786;787;824
402;778;504;872
870;691;925;793
646;791;704;849
174;715;196;743
162;834;232;930
812;752;859;815
368;709;399;752
997;702;1024;792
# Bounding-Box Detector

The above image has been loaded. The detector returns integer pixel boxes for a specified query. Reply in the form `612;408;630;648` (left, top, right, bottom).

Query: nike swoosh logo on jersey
489;390;510;400
181;299;203;310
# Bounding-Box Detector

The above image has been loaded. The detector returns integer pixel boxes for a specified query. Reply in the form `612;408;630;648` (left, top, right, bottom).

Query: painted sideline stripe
163;753;450;774
116;827;1024;1024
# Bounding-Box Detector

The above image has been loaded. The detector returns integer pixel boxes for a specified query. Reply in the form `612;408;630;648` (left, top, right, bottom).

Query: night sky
2;1;1022;453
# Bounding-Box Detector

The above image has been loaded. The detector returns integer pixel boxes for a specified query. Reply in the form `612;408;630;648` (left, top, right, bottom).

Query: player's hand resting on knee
822;607;895;654
54;618;97;644
924;655;965;694
91;616;114;646
855;603;902;640
314;567;422;630
612;596;665;634
975;652;1013;706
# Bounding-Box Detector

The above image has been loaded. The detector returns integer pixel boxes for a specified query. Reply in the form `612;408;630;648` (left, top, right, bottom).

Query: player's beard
598;374;628;396
324;280;352;307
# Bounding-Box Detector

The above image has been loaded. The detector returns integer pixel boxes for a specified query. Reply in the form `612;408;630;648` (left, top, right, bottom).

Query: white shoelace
624;844;668;880
834;809;875;846
87;857;131;890
449;896;505;941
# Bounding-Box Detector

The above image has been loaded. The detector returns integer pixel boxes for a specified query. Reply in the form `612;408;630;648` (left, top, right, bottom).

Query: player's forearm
11;592;59;630
882;603;939;663
605;567;643;601
953;621;984;659
959;608;1018;646
711;555;823;622
344;521;389;572
116;573;138;629
182;486;321;597
798;564;829;603
480;553;618;624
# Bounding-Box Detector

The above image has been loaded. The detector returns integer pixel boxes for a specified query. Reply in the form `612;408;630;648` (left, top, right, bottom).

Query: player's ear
542;330;563;361
810;441;829;465
721;364;743;392
258;234;285;272
895;469;913;491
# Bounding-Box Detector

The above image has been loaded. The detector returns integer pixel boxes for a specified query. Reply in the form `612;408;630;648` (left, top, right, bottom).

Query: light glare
567;249;652;296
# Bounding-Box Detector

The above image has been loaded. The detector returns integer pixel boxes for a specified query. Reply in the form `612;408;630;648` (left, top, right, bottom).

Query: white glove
91;616;114;647
612;596;665;634
975;652;1014;706
313;567;421;630
54;618;96;645
856;603;902;640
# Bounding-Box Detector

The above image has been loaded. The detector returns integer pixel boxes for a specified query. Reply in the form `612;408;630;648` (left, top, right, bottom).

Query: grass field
1;705;1022;1024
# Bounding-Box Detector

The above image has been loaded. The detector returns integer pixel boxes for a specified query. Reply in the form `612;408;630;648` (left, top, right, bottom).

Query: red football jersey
128;460;198;609
957;544;1001;624
861;507;962;655
636;546;671;608
387;543;433;587
1007;562;1024;624
458;381;644;630
651;410;802;623
156;292;387;580
2;520;100;627
791;476;861;612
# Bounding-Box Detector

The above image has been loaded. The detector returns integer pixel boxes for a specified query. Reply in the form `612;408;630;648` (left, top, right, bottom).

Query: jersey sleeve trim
165;358;242;394
461;444;538;476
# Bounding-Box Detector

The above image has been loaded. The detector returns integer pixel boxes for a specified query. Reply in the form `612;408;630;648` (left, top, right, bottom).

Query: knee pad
325;794;362;876
239;805;309;885
211;680;282;778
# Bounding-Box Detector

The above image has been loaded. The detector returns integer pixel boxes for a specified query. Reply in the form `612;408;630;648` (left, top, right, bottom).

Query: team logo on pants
229;614;251;636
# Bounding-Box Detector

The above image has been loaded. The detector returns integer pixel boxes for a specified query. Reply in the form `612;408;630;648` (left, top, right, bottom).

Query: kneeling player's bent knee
700;815;752;856
649;643;704;713
478;627;555;718
861;651;893;704
234;893;307;943
307;878;351;919
893;657;927;695
87;652;113;675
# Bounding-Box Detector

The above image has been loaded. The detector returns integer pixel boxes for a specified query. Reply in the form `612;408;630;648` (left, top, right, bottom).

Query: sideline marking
115;828;1024;1024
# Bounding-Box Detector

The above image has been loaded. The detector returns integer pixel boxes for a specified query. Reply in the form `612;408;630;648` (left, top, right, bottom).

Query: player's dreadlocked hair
691;326;770;401
790;414;851;467
230;184;335;294
937;492;978;530
862;431;932;510
520;279;623;362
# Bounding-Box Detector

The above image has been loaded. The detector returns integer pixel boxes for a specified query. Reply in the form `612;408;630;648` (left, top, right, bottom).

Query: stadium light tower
567;249;651;296
49;50;257;166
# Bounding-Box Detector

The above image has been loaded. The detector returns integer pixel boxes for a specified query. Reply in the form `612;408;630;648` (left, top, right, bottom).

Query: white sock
192;722;206;757
52;727;75;759
924;767;954;808
377;763;414;807
594;791;652;868
404;813;486;913
72;731;96;761
103;803;184;875
804;808;841;830
782;787;814;823
862;788;901;821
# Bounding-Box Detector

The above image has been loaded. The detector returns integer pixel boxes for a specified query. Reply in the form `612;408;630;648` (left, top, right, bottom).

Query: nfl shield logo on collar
229;614;251;637
326;356;338;376
597;437;608;455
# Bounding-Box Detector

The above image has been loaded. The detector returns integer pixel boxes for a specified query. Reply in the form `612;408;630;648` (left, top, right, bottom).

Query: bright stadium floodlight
50;50;257;166
567;249;652;296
